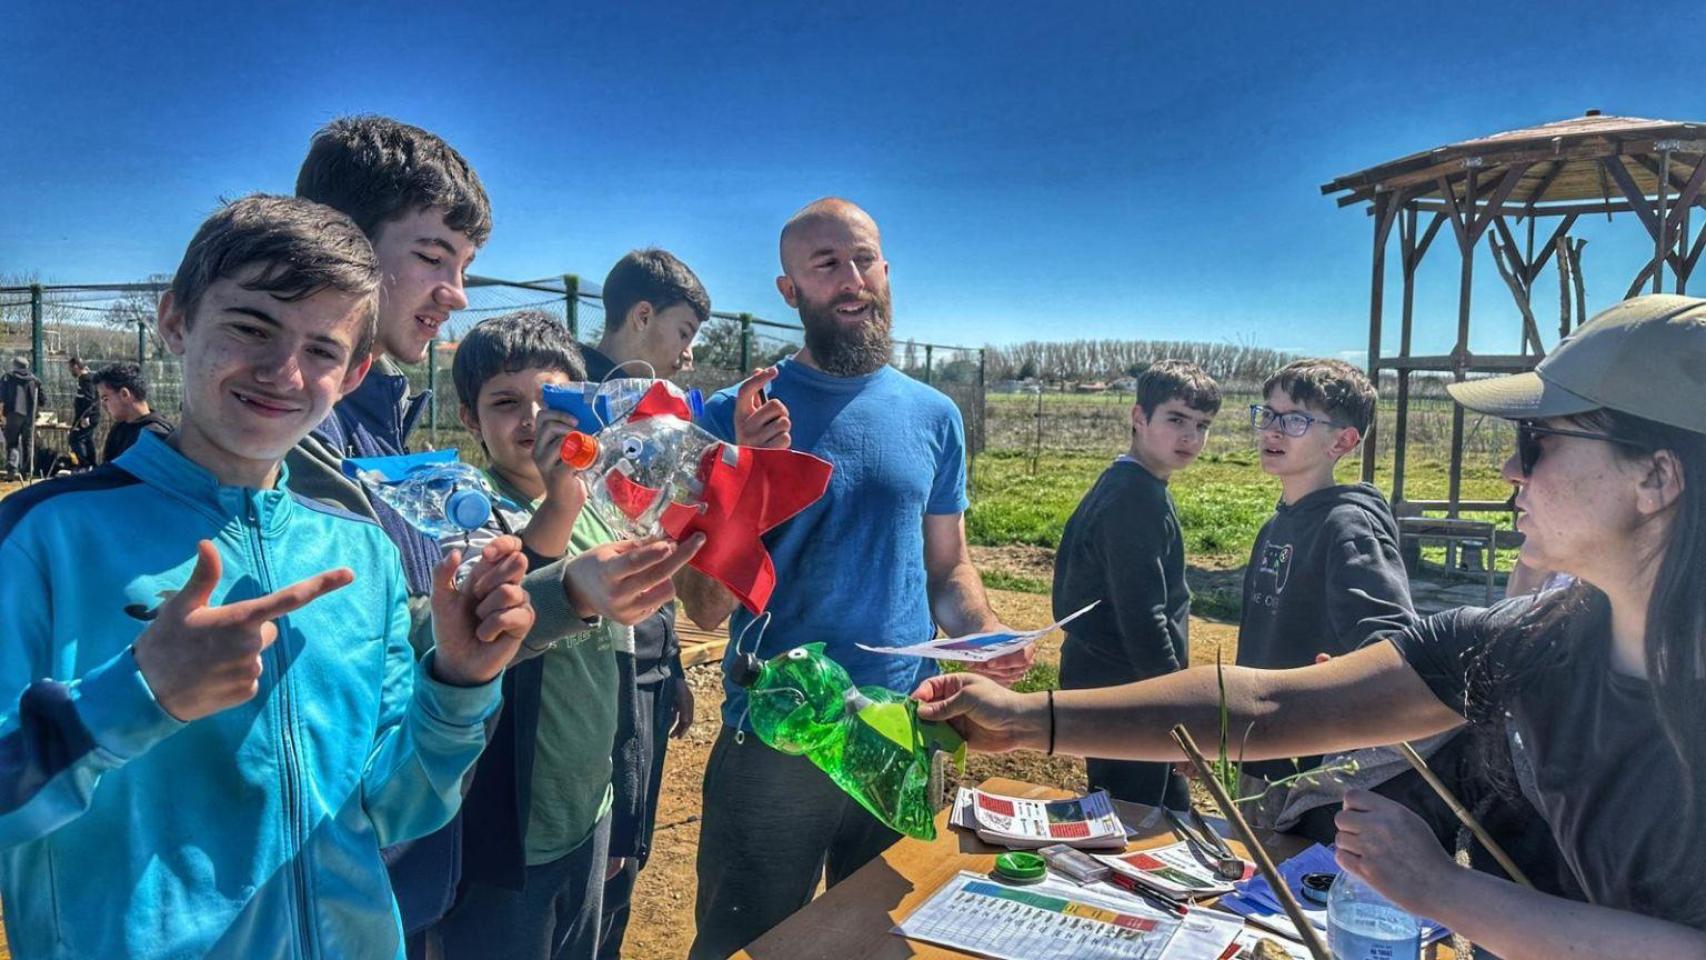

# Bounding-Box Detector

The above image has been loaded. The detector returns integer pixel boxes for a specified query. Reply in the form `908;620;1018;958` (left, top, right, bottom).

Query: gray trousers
689;726;899;960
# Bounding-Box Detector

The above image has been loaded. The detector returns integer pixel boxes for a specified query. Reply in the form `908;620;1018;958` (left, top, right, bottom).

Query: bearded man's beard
796;288;894;376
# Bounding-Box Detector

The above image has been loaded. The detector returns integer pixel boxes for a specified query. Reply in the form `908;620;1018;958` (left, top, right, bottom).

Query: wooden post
924;344;934;384
1170;725;1331;960
1363;193;1393;485
1448;170;1476;520
1556;235;1573;341
1655;149;1670;294
738;313;753;372
1393;205;1418;505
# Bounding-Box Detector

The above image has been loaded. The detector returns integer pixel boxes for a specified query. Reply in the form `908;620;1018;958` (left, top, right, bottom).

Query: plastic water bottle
732;643;960;841
358;461;494;539
1326;870;1420;960
559;415;720;539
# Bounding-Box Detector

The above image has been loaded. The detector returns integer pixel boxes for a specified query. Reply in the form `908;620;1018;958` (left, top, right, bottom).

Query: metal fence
0;276;986;473
986;384;1518;471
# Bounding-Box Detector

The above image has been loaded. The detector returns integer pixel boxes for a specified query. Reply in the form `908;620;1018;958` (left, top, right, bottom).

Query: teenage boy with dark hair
586;248;710;381
586;248;710;959
1237;358;1414;811
430;311;703;960
66;356;98;469
92;362;173;464
291;113;490;597
0;194;536;959
1052;359;1219;812
286;114;495;936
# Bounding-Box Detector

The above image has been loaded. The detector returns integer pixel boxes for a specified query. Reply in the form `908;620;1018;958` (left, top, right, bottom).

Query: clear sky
2;0;1700;359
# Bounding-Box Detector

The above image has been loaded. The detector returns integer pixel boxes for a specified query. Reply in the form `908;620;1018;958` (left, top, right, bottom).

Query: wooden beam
1470;164;1534;244
1412;197;1637;218
1601;156;1662;236
1632;153;1705;203
1488;230;1546;356
1410;211;1448;270
1376;353;1540;372
1521;159;1569;214
1524;214;1580;284
1439;175;1471;251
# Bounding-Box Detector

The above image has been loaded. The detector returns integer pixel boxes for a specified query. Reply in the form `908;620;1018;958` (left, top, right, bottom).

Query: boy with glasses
1236;358;1415;818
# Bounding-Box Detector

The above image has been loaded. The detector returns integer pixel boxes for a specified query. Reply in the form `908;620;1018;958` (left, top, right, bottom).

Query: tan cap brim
1446;371;1600;422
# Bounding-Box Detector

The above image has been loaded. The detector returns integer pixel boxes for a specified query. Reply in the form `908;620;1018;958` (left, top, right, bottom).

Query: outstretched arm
913;640;1463;761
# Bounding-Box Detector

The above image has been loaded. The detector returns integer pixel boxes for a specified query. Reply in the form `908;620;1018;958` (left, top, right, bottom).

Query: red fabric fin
628;381;693;422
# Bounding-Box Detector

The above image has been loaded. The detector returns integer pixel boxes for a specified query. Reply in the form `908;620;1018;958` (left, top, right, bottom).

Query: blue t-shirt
700;359;969;729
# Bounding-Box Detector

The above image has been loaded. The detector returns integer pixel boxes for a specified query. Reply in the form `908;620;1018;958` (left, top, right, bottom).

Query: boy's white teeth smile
234;390;299;414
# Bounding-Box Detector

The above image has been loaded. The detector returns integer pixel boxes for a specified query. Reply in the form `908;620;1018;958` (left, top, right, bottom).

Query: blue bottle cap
446;489;492;530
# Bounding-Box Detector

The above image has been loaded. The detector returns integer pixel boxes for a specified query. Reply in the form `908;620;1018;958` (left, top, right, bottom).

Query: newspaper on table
857;601;1099;662
1096;840;1253;899
895;869;1244;960
951;786;1129;850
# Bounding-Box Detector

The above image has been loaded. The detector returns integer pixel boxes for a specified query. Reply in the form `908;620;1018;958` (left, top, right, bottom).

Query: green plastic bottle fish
734;643;965;840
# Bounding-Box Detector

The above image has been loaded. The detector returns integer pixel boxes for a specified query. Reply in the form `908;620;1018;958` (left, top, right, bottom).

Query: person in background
584;249;709;959
1052;359;1219;813
66;356;99;469
1;357;44;479
91;361;172;465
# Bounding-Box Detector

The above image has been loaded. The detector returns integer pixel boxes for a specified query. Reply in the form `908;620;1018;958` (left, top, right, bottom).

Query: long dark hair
1467;409;1706;814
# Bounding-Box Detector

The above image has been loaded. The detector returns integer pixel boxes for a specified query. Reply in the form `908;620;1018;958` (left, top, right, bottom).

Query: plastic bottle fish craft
730;642;965;840
541;380;833;613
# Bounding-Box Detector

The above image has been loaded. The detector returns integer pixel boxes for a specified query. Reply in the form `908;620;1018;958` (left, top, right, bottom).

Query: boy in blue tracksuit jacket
0;194;536;959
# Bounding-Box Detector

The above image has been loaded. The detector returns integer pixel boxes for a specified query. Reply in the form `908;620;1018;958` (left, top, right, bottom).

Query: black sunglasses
1515;421;1646;476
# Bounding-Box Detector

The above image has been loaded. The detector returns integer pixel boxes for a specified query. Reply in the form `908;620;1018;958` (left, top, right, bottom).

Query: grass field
969;448;1516;558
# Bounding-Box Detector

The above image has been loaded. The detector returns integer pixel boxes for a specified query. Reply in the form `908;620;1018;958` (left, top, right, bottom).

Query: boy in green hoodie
427;310;703;960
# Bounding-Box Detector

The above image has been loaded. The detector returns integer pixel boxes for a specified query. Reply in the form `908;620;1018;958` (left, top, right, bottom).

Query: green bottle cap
994;851;1047;884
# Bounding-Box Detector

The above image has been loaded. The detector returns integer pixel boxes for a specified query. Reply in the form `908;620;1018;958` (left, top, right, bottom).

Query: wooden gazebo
1322;112;1706;516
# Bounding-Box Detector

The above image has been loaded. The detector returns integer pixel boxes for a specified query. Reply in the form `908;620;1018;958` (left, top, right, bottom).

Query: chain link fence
0;276;985;474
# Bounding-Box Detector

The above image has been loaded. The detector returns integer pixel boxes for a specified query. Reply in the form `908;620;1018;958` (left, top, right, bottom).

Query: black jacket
1052;458;1189;683
1237;482;1415;779
0;371;43;419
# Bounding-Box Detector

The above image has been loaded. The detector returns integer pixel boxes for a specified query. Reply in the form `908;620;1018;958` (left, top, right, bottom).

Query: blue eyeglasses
1249;404;1343;438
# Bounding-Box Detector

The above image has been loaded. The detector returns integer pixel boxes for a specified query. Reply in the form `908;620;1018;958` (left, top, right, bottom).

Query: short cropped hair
92;362;150;401
601;249;711;334
296;115;492;247
168;194;381;363
453;310;586;422
1263;358;1377;434
1135;360;1221;419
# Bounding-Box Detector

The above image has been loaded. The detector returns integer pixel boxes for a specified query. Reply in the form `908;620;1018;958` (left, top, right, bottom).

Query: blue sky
2;0;1700;359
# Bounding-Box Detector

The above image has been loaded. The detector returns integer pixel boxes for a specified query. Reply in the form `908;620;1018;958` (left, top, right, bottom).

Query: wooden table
736;776;1455;959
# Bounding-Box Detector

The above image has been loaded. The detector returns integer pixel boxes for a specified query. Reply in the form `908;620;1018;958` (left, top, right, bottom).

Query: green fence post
563;274;580;340
738;313;753;371
427;340;439;446
29;284;43;375
924;344;933;384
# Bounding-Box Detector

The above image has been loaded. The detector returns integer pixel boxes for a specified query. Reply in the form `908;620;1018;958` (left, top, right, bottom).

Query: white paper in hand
857;601;1099;663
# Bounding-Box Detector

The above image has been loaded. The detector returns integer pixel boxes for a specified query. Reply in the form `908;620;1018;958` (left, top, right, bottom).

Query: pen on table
1105;872;1188;917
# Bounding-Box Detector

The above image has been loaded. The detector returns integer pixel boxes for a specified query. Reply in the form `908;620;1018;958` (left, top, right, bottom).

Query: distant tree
1016;357;1038;380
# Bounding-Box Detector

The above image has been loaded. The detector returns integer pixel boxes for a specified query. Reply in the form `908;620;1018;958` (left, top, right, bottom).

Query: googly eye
622;438;644;459
786;648;807;661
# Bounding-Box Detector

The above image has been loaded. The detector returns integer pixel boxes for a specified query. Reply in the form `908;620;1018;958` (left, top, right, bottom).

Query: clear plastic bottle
734;643;959;840
356;461;494;540
1326;869;1420;960
560;415;719;539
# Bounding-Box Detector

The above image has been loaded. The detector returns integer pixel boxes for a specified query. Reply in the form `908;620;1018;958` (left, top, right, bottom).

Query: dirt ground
621;582;1242;960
